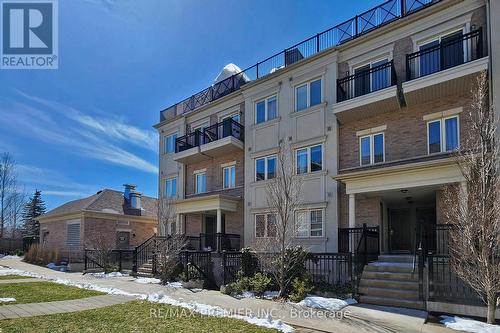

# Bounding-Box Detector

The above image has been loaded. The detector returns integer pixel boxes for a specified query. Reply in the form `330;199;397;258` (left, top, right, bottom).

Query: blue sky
0;0;379;209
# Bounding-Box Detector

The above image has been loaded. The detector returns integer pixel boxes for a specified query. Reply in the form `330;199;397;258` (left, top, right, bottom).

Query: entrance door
116;231;130;249
204;216;216;250
389;208;412;253
416;207;436;253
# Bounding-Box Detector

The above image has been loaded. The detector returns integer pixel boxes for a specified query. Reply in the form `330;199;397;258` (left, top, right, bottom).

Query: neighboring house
154;0;498;316
37;185;158;260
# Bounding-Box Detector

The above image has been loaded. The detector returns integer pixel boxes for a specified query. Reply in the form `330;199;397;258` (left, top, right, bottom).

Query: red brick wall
338;184;381;228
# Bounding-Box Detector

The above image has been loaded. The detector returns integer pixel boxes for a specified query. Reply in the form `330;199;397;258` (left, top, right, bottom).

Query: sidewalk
0;294;132;320
0;258;453;333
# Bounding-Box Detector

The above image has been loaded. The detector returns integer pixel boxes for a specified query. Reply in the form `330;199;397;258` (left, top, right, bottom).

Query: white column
216;209;222;233
175;214;181;234
348;194;356;228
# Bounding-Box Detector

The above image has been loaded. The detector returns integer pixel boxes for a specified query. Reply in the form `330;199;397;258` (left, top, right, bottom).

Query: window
255;95;277;124
66;222;81;247
295;78;322;111
195;172;206;194
359;133;384;166
427;116;459;154
296;209;323;237
255;155;276;181
353;58;390;97
418;30;464;77
296;145;323;174
223;165;236;189
166;177;177;198
255;214;277;238
164;133;177;154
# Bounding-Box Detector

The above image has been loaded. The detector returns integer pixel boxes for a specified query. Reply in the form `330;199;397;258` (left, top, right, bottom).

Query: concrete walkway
0;258;454;333
0;294;132;320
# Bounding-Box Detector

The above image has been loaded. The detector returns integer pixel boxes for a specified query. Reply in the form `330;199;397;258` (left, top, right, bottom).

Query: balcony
334;60;399;122
184;233;241;252
174;118;244;164
403;28;487;106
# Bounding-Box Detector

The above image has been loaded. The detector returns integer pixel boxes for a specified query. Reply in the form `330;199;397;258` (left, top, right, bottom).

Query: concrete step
377;255;413;263
362;270;418;281
359;286;419;300
359;278;419;290
365;262;414;273
359;295;424;310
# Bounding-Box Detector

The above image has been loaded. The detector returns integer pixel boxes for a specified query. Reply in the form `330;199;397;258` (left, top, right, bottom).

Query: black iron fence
162;0;440;119
427;255;483;305
180;251;213;284
221;251;352;286
200;233;241;252
175;119;244;153
337;60;396;102
84;249;135;272
132;235;168;275
338;224;380;253
406;28;483;81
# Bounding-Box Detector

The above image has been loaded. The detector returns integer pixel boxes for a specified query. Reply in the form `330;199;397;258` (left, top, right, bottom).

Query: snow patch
0;255;21;260
135;277;161;284
0;297;16;302
296;296;357;312
88;272;126;278
213;63;250;84
237;291;279;300
440;316;500;333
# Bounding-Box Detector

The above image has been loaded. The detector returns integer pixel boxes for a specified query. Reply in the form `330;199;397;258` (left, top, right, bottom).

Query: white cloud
0;93;158;174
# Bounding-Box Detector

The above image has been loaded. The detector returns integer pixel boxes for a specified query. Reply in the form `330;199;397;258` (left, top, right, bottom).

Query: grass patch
0;275;33;280
0;301;279;332
0;282;103;304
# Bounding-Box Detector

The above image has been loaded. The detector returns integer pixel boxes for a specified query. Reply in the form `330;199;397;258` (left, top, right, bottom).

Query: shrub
240;247;259;277
289;276;314;303
24;244;60;266
221;281;243;295
251;272;272;297
159;258;183;284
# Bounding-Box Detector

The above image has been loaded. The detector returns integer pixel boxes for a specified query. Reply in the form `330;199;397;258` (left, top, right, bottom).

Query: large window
166;177;177;198
296;209;323;237
418;30;464;77
354;58;390;97
295;78;322;111
255;214;277;238
255;155;276;181
255;95;277;124
223;165;236;189
359;133;384;166
427;116;459;154
164;133;177;154
296;145;323;174
195;172;206;194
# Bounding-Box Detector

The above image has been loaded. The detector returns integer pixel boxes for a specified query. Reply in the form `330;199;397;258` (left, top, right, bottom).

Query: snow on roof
213;63;250;84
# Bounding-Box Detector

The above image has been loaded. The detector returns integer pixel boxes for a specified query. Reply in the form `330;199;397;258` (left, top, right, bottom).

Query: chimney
129;191;142;210
123;184;136;201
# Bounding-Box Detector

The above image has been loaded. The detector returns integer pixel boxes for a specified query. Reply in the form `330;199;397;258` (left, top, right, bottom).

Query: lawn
0;275;33;280
0;281;103;304
0;301;279;333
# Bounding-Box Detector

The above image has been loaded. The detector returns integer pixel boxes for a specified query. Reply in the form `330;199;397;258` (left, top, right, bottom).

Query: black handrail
175;118;244;153
337;60;396;102
161;0;440;120
406;28;483;81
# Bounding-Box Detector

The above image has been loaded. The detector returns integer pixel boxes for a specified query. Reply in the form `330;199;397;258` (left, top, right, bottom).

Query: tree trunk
487;293;497;324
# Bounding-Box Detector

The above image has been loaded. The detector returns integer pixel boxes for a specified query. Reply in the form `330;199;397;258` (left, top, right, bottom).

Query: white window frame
426;115;460;155
165;177;177;198
223;165;236;189
295;209;324;238
359;132;385;166
255;155;277;181
295;144;323;174
254;213;276;238
164;132;177;154
255;95;277;124
195;172;206;194
295;78;322;111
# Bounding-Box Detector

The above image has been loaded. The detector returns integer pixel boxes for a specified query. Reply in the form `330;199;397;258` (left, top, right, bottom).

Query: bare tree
87;234;117;273
0;153;16;238
5;190;26;238
158;197;176;236
442;72;500;324
253;140;305;298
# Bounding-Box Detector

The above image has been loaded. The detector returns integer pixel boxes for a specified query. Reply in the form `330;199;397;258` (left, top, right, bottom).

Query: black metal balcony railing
175;118;244;153
161;0;440;120
337;60;396;102
199;233;241;252
406;28;483;81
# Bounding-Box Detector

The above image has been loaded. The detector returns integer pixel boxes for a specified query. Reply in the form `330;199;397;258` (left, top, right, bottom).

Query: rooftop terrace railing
161;0;440;121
